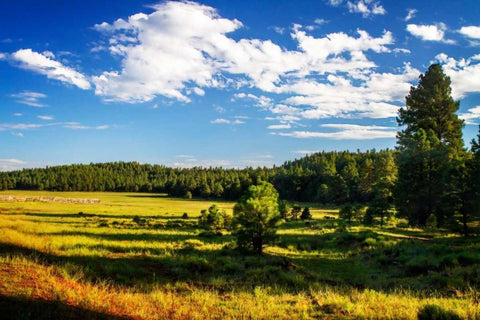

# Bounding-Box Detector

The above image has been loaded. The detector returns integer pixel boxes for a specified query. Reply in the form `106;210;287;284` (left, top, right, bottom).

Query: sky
1;0;480;171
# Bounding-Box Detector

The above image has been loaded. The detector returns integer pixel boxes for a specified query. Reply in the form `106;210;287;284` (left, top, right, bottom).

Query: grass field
0;191;479;319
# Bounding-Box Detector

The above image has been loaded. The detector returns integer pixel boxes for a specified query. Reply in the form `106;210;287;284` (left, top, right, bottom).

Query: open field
0;191;479;319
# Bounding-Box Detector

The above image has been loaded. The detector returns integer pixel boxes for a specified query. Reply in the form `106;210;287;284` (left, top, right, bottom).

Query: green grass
0;191;479;319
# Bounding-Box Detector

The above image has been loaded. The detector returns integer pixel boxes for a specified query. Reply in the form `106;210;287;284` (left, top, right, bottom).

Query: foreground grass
0;191;479;319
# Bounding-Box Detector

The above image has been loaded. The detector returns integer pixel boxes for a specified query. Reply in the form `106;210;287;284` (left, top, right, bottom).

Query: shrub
198;204;231;232
181;212;189;219
290;205;302;220
184;191;192;200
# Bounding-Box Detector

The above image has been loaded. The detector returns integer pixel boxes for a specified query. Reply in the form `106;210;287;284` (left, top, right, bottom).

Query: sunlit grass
1;191;479;319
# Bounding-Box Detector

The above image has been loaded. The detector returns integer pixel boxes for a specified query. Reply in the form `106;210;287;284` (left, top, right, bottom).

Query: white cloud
405;9;417;22
211;117;245;125
37;115;54;120
393;48;411;54
459;106;480;125
92;1;242;103
193;87;205;96
267;123;291;130
276;123;397;140
327;0;385;17
280;63;419;119
11;49;91;89
0;158;27;172
11;132;24;137
90;0;399;115
10;91;47;107
211;118;230;124
406;23;454;43
292;150;321;155
314;18;328;25
63;122;109;130
458;26;480;40
0;123;44;130
0;121;110;131
436;53;480;99
13;113;23;116
347;0;386;17
273;26;285;34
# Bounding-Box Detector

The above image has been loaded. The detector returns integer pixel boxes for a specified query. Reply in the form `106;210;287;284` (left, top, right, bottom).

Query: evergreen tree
232;182;281;254
396;64;464;227
300;207;312;220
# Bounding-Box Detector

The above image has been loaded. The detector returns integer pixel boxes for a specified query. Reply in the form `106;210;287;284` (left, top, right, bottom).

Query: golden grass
0;191;479;319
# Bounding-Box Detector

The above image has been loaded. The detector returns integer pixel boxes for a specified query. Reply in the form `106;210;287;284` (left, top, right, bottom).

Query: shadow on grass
0;294;130;320
0;229;479;294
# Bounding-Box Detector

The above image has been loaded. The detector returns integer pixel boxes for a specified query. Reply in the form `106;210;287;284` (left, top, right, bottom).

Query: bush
290;205;302;220
198;204;231;232
417;305;461;320
181;212;189;219
184;191;192;200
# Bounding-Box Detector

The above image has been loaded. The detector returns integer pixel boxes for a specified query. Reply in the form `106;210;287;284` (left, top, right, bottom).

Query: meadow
0;190;479;319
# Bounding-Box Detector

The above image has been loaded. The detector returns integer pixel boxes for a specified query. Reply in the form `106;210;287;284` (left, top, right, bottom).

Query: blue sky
1;0;480;170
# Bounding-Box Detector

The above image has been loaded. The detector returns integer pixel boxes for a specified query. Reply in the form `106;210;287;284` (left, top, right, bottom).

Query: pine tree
396;64;464;227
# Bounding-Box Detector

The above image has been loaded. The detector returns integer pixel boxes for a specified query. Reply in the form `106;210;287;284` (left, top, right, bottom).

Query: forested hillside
0;149;396;204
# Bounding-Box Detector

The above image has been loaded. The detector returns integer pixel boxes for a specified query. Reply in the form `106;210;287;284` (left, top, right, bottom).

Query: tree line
0;150;396;204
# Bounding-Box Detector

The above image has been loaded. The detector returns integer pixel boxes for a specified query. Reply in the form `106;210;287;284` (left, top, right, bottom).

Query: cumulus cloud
458;26;480;40
436;53;480;99
10;49;91;89
459;106;480;125
2;2;431;126
276;123;397;139
406;23;454;43
347;0;386;17
10;91;47;107
90;0;401;114
328;0;386;17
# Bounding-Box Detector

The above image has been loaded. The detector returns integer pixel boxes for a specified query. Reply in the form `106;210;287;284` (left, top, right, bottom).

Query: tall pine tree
395;64;464;227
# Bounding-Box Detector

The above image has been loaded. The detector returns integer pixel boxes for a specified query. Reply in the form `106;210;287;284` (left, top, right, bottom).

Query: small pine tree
300;207;312;220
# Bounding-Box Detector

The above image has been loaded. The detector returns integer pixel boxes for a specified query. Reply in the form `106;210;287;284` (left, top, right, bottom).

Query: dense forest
0;149;396;204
